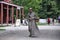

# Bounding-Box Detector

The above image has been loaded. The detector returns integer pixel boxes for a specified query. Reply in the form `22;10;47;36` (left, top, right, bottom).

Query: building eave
0;1;23;8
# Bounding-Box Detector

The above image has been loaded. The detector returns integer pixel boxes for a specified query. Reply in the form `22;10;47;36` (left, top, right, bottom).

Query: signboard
15;19;21;26
39;19;47;23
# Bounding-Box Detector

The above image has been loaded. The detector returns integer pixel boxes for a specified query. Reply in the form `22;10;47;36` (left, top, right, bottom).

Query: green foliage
38;0;59;19
12;0;60;19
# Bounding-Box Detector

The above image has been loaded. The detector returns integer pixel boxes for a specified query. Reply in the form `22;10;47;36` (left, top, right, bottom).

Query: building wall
3;9;7;23
0;4;7;24
4;0;11;3
0;4;1;23
0;0;4;1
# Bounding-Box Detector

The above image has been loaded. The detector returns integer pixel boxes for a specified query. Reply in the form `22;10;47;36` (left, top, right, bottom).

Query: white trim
0;1;23;8
17;6;20;9
17;6;24;9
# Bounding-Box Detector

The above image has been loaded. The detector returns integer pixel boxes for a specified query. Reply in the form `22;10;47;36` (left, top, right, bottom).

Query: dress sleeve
27;13;31;20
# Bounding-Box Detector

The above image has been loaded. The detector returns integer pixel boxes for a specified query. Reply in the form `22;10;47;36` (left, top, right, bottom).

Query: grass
0;25;5;27
0;27;6;31
0;25;10;27
36;22;47;25
0;25;8;30
0;29;5;31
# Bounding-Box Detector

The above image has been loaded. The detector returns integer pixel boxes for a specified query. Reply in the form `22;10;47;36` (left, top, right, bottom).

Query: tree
12;0;60;19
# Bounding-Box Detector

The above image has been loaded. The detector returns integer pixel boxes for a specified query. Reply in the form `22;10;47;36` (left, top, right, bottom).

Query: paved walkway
0;24;60;30
0;24;60;40
0;30;60;40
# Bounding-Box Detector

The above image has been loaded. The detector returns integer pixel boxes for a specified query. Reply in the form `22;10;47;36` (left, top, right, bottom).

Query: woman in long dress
27;8;40;37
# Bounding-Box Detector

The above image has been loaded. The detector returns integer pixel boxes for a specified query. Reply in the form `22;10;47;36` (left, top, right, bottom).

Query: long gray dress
27;12;40;37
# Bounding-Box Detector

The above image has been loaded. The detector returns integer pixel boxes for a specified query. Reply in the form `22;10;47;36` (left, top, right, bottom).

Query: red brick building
0;0;24;25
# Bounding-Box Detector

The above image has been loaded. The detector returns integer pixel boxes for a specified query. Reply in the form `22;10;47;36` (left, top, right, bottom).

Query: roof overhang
0;1;23;9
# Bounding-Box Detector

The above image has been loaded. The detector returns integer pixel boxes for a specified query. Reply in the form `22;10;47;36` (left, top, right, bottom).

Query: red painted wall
4;0;11;3
0;4;1;23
